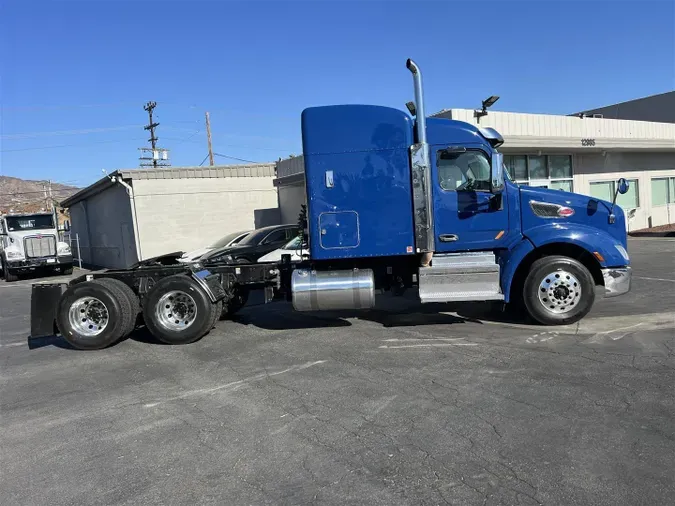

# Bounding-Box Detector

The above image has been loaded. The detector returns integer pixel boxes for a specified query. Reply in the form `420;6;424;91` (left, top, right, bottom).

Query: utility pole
139;101;170;168
205;111;215;166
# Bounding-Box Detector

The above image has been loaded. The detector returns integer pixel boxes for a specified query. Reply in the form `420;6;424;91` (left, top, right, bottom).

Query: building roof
431;108;675;151
61;162;275;208
571;91;675;123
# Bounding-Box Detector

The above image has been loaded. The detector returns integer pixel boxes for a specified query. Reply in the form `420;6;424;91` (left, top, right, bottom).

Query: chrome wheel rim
537;270;581;314
69;297;109;337
155;290;197;331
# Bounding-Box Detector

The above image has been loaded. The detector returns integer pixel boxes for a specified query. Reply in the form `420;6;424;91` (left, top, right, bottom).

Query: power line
213;152;259;164
198;154;210;167
1;125;143;140
0;137;140;153
0;188;76;197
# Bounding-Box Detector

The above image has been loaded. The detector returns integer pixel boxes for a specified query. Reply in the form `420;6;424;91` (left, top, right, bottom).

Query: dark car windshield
237;228;274;246
209;231;248;249
6;215;54;231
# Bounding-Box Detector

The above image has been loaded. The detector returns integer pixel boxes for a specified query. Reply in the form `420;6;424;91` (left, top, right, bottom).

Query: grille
24;235;57;258
530;200;562;218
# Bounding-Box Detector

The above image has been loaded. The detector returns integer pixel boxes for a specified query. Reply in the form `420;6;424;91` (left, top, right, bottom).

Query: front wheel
4;263;18;282
523;255;595;325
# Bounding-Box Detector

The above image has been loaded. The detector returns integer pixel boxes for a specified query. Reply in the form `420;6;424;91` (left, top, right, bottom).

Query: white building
62;164;279;269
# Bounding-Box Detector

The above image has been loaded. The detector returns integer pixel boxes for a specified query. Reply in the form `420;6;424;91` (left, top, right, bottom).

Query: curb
629;231;675;238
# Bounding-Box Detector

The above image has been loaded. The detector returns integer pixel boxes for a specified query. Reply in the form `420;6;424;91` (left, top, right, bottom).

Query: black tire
210;300;223;329
219;286;249;319
523;255;595;325
4;264;19;282
143;274;217;345
56;280;134;350
62;266;73;275
96;278;140;338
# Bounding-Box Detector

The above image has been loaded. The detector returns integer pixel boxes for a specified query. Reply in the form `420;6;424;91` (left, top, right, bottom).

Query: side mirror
490;152;505;193
609;178;630;224
617;177;629;195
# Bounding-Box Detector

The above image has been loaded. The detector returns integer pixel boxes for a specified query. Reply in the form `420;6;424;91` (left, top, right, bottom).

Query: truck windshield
5;215;54;231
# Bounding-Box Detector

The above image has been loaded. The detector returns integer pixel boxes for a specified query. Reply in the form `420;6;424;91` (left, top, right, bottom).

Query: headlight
57;242;71;255
6;250;24;259
615;244;630;262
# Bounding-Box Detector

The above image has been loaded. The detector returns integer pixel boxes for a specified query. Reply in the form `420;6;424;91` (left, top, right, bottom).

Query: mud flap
30;283;65;338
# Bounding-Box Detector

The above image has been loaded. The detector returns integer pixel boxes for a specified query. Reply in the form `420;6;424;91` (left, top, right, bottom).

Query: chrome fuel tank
291;269;375;311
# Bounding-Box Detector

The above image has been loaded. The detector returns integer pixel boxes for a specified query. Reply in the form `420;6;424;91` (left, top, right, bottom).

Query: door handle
439;234;459;242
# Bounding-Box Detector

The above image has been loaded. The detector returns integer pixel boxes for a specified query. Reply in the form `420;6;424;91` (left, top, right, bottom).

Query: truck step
419;257;503;303
431;251;498;269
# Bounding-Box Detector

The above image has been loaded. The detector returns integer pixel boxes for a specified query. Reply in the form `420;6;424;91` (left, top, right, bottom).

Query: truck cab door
431;145;511;252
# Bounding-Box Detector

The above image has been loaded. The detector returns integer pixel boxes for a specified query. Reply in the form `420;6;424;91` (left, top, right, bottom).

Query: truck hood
520;186;627;249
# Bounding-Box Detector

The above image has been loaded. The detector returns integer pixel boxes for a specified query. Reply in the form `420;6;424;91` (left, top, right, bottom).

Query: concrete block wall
132;176;278;259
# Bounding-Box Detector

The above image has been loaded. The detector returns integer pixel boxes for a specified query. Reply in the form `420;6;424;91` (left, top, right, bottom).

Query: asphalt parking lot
1;238;674;505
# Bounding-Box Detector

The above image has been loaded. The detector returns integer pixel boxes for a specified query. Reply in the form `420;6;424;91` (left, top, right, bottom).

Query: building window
528;155;547;179
503;154;573;191
651;177;675;205
505;155;528;180
549;155;572;178
590;179;640;209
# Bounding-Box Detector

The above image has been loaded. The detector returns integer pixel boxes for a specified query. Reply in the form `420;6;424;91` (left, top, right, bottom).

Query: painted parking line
447;311;675;335
634;276;675;283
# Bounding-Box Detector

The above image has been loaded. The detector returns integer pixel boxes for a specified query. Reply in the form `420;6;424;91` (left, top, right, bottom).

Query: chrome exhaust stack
406;59;434;262
406;59;427;144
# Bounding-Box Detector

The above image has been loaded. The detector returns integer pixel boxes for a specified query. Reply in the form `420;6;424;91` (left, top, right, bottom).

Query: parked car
201;224;299;264
258;235;308;263
180;230;251;262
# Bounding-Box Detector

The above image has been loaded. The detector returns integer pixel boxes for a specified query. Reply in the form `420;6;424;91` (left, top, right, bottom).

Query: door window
262;229;288;245
437;150;491;192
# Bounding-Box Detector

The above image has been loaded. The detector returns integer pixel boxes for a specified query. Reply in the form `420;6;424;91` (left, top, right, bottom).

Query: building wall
574;168;675;231
132;176;277;259
278;182;306;225
69;185;137;269
440;109;675;150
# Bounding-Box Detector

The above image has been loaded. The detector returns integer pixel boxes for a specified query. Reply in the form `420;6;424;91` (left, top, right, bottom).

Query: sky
1;0;673;190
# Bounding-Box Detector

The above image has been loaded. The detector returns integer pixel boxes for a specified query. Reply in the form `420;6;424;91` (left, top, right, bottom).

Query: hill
0;176;79;214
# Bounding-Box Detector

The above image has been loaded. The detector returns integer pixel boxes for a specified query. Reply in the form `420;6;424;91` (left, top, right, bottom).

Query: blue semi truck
30;59;631;350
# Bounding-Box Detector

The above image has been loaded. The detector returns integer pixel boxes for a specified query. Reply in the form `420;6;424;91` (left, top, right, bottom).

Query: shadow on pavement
27;335;79;351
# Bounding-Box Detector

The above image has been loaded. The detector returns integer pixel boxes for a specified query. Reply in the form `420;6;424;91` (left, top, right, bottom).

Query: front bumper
8;255;73;271
602;266;632;297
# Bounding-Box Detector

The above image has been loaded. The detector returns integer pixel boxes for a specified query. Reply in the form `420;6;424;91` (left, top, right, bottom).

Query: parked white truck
0;212;73;282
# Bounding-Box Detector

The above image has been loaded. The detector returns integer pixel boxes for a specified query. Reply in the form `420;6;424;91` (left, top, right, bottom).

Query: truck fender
497;238;535;303
524;224;627;268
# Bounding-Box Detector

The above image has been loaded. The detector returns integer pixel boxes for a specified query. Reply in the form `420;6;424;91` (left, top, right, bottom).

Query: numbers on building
581;138;596;146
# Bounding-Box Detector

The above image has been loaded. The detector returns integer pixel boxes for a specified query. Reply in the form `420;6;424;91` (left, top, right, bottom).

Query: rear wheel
523;255;595;325
56;279;134;350
96;278;140;337
220;286;249;319
143;275;217;345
